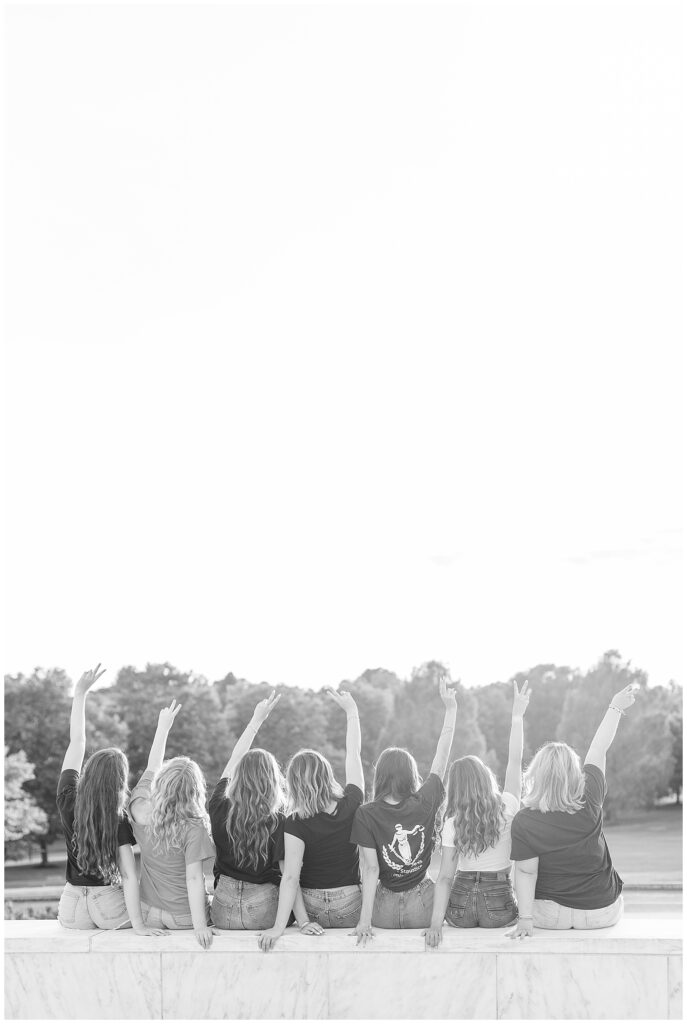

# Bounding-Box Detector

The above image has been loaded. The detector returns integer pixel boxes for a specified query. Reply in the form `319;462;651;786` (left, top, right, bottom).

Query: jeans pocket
483;884;516;924
448;882;470;919
57;887;78;927
332;890;362;928
90;885;128;923
533;899;561;928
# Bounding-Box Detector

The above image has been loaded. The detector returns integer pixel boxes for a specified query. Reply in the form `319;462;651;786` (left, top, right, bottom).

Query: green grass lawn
5;806;681;890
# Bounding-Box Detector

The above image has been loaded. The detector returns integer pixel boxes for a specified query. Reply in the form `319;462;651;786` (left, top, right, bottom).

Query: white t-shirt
441;791;520;871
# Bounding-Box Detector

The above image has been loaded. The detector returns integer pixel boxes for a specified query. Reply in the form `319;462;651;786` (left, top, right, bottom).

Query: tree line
4;650;682;863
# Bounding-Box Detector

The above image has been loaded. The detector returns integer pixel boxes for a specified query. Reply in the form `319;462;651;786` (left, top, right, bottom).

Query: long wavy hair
522;742;585;813
72;747;129;883
286;749;343;819
149;757;211;851
223;749;285;871
445;755;506;857
372;748;422;803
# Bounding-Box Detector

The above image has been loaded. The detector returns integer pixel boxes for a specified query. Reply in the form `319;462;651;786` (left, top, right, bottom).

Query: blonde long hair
522;742;585;813
149;757;211;851
286;749;343;819
445;755;506;857
224;749;285;871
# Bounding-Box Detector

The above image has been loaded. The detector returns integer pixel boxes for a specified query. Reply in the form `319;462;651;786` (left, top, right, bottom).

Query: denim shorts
140;899;209;929
372;877;434;929
533;894;623;930
445;870;517;929
58;882;131;930
210;876;279;930
300;885;362;928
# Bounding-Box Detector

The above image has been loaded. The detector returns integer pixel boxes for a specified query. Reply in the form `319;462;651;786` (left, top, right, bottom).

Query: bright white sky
4;1;683;691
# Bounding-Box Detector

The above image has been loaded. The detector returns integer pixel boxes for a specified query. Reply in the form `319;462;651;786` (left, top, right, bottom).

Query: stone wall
4;918;682;1019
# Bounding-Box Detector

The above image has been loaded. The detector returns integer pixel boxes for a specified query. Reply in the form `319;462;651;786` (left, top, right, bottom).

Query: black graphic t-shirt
56;769;135;886
350;773;445;892
510;764;623;911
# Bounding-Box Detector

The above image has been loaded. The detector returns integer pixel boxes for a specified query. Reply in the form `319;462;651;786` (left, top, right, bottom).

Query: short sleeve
501;791;520;819
441;817;455;848
117;816;136;847
283;816;306;843
56;769;78;807
349;807;376;849
583;765;606;811
509;811;539;861
209;779;229;814
337;784;364;819
183;822;216;865
129;769;155;811
418;772;445;811
272;817;285;863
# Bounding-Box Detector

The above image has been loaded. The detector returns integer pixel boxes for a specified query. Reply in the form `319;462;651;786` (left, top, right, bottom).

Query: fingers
521;680;529;696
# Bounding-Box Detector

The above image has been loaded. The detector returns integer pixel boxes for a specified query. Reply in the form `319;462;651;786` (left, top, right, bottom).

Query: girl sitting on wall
56;665;163;936
350;670;457;940
209;691;322;936
128;700;217;948
507;683;638;936
424;680;530;945
258;689;365;950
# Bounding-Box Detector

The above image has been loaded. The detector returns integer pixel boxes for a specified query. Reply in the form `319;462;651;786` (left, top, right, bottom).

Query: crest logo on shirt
382;824;425;873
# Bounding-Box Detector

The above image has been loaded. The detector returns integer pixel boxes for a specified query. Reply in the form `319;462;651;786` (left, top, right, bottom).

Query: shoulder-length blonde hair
445;755;506;857
286;749;343;820
522;742;585;813
150;756;211;851
224;749;285;871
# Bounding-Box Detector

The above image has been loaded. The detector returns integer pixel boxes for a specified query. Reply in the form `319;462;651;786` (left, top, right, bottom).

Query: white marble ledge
5;917;682;956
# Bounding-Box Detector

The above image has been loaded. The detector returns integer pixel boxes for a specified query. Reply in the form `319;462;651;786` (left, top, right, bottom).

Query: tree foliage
5;747;48;843
4;653;682;853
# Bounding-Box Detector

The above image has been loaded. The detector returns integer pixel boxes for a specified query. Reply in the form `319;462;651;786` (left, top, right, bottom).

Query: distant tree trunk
39;835;49;867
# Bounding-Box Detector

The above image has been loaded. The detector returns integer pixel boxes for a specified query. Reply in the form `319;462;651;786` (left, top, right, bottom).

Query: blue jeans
211;876;279;930
445;870;517;928
372;877;435;928
58;883;132;930
300;885;362;928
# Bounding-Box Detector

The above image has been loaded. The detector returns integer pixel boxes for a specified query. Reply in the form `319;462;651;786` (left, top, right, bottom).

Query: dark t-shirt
509;764;623;910
283;784;364;889
350;773;445;892
209;779;285;887
56;769;135;886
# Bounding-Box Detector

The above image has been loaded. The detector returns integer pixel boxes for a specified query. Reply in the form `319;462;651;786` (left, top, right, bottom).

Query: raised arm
585;683;638;773
221;691;281;781
325;689;364;792
146;699;182;773
429;671;457;779
503;680;531;801
129;699;182;825
61;664;107;773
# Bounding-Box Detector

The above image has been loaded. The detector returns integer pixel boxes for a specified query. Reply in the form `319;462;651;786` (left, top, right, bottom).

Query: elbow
281;871;300;887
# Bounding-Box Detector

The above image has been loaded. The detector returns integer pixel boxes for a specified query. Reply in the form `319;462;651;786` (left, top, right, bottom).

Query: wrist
608;704;626;716
346;711;360;720
296;918;310;929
